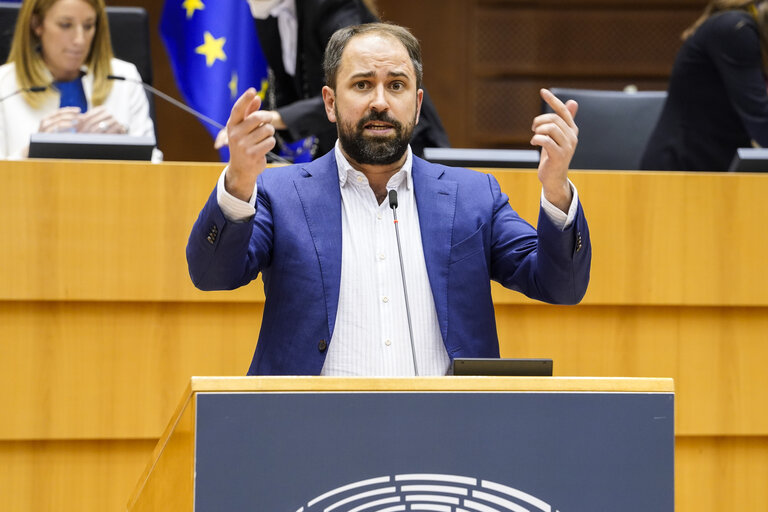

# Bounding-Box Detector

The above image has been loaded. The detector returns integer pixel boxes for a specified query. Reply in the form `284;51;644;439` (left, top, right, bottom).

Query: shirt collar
334;140;414;190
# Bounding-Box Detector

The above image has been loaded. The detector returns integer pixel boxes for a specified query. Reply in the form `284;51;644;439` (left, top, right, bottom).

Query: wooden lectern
127;377;673;511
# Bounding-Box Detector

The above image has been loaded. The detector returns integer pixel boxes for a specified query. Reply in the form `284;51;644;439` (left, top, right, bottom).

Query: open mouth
364;121;393;132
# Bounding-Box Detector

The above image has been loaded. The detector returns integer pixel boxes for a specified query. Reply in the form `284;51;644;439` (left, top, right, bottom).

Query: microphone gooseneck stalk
108;75;224;131
107;75;290;164
388;189;419;376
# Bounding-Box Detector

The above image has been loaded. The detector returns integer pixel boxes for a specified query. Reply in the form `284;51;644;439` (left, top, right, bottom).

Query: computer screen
423;147;540;168
451;358;553;376
28;133;155;161
728;148;768;173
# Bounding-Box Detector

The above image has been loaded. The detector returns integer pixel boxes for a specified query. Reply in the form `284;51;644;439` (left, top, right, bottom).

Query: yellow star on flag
256;78;269;101
228;71;238;99
182;0;204;19
195;31;226;67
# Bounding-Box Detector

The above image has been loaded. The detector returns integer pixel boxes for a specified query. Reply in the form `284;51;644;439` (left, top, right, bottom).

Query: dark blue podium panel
194;391;673;511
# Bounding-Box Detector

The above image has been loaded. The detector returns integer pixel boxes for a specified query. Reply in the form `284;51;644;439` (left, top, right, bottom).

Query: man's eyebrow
347;70;412;81
348;71;376;80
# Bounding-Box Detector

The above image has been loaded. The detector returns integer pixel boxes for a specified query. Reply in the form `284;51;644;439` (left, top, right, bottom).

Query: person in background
641;0;768;171
187;23;590;376
215;0;449;161
0;0;155;159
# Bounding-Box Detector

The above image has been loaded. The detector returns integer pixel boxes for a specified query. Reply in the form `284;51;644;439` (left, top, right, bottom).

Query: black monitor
451;358;553;376
728;148;768;173
423;147;540;168
28;132;155;161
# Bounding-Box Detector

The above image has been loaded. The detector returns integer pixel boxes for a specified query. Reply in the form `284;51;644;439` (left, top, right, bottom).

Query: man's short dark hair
323;23;424;90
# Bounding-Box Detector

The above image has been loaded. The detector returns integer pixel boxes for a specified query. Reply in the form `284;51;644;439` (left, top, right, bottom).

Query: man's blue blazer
187;151;591;375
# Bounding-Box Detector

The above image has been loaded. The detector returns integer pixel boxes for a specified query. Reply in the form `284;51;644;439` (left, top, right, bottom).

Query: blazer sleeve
186;178;274;291
488;174;591;304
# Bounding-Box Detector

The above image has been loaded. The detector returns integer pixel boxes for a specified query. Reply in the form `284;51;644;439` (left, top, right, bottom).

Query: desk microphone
0;85;49;103
107;74;290;164
388;189;419;376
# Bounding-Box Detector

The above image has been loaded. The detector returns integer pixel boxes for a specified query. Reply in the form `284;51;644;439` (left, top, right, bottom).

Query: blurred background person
641;0;768;171
0;0;156;159
215;0;449;162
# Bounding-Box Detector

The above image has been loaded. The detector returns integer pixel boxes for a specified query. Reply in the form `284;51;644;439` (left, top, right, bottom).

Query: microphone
388;189;419;376
107;74;290;164
0;85;49;103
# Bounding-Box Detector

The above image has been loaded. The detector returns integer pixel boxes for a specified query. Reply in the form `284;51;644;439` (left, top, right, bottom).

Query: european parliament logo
294;474;560;512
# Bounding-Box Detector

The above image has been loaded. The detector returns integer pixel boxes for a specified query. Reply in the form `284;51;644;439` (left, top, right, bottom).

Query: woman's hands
38;106;127;134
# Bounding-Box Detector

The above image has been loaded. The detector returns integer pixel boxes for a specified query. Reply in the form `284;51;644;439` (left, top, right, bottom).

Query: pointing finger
540;88;576;128
229;88;257;126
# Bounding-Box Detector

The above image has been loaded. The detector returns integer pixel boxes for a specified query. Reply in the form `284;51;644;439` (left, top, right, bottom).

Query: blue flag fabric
160;0;269;161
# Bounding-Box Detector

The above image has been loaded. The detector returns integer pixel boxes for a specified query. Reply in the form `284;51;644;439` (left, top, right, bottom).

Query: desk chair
543;87;667;170
0;3;157;141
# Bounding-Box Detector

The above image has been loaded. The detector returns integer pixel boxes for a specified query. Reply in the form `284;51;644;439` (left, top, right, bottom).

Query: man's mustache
356;111;403;132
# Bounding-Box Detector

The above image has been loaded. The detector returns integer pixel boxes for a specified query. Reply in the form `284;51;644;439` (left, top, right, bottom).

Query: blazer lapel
293;152;343;337
412;157;457;342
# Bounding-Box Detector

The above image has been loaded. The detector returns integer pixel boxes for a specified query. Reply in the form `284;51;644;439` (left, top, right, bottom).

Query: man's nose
369;84;389;112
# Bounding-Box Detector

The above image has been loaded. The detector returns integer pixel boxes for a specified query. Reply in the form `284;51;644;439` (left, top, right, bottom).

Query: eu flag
160;0;269;161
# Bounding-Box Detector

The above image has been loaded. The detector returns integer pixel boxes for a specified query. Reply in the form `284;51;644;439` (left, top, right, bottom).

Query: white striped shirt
320;144;449;376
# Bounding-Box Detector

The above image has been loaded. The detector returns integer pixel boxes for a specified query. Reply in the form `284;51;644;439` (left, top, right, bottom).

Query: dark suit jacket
255;0;450;158
641;10;768;171
186;151;591;375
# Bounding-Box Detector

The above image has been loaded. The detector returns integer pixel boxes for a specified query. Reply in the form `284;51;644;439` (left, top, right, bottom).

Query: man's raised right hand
224;88;277;202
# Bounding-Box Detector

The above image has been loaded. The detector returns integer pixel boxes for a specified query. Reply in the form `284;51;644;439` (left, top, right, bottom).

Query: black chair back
544;87;667;170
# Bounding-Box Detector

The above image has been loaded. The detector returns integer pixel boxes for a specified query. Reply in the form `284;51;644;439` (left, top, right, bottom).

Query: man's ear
322;85;337;123
415;88;424;125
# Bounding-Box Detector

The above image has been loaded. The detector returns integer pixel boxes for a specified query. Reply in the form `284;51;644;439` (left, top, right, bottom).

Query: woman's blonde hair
6;0;114;108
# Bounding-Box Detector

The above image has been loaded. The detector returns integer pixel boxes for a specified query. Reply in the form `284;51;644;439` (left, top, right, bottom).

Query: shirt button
378;253;386;260
377;213;382;220
384;339;392;346
356;175;363;183
382;296;389;303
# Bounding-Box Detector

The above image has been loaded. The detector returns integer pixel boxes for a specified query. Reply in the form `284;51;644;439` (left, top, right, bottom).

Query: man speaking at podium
187;23;591;376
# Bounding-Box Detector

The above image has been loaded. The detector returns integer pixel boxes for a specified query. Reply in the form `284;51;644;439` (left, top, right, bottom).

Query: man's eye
391;82;404;90
354;82;368;90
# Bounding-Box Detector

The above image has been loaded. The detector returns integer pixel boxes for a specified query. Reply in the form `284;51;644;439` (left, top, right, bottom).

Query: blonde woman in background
641;0;768;171
0;0;155;159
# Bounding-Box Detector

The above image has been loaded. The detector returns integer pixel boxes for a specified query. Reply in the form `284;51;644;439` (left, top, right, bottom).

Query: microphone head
388;189;398;209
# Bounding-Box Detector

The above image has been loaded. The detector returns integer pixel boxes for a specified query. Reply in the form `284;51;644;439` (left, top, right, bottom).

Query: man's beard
336;108;416;165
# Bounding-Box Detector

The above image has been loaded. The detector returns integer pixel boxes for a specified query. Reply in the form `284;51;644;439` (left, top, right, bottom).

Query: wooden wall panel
676;437;768;511
2;302;765;440
496;305;768;435
0;440;155;512
0;301;260;440
471;7;688;77
4;161;768;306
